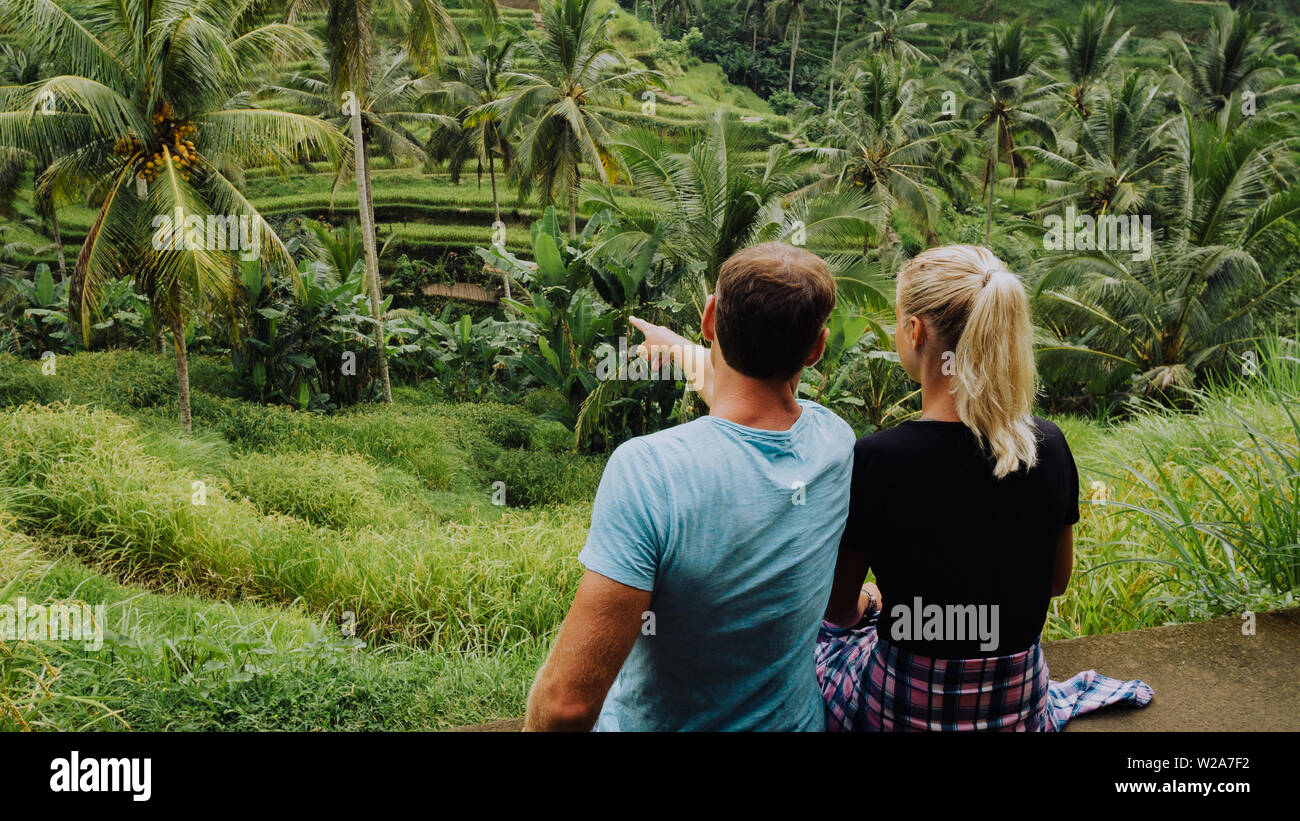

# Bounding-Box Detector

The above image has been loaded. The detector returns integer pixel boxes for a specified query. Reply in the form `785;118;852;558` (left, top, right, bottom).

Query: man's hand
629;316;715;406
523;570;652;731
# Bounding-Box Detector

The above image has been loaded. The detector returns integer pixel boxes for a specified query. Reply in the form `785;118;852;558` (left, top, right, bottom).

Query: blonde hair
897;245;1038;478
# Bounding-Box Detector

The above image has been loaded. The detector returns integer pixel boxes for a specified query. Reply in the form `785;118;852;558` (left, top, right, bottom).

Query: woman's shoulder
853;421;937;461
1029;417;1077;476
1030;416;1070;448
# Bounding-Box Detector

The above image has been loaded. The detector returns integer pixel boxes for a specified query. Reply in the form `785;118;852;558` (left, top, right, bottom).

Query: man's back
579;399;855;731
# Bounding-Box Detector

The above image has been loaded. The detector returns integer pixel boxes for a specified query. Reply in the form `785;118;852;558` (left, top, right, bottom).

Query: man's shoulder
607;420;711;470
796;399;856;443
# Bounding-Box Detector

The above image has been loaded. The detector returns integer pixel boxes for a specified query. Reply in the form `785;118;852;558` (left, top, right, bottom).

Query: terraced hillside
7;0;1298;302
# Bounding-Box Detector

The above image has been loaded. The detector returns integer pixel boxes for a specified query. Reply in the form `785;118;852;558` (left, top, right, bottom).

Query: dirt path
448;607;1300;731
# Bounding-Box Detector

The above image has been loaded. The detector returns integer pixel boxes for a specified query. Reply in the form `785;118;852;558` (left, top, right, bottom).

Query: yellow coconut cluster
112;134;142;158
138;103;199;183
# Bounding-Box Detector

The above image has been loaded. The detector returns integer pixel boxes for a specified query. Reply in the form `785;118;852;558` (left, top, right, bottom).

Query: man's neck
707;368;804;431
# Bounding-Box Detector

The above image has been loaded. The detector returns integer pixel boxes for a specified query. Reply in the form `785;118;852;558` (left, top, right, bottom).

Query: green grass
915;0;1219;39
0;526;544;730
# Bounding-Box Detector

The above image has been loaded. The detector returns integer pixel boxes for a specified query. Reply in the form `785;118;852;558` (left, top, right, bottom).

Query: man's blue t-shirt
578;399;856;731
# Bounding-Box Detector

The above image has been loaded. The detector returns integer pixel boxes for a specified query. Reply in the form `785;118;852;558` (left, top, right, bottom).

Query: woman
631;243;1152;731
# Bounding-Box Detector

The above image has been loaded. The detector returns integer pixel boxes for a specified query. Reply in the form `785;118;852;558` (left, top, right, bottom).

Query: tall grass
0;402;590;650
0;532;542;730
1051;338;1300;632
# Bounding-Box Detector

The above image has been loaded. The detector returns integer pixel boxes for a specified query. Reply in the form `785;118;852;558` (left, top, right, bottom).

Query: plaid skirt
815;613;1154;732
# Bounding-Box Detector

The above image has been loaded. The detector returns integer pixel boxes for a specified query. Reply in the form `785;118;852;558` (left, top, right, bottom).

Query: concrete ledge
1044;607;1300;732
449;608;1300;732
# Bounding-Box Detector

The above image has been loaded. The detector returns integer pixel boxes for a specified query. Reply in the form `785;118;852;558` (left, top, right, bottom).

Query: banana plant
799;302;891;408
231;258;388;411
479;208;616;425
13;263;72;357
406;308;532;401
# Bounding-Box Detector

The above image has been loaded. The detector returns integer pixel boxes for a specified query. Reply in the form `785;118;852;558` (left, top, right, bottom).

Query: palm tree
840;0;932;68
796;57;968;250
1163;8;1298;121
1046;0;1130;120
500;0;659;237
0;44;67;277
953;21;1060;242
261;49;450;195
438;33;518;232
1024;69;1168;219
738;0;768;54
0;0;344;431
765;0;813;95
655;0;697;34
309;0;472;404
1034;112;1300;398
587;112;879;289
825;0;844;111
436;31;521;298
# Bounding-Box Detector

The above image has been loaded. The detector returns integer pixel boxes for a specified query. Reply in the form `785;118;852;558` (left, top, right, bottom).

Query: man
523;242;856;731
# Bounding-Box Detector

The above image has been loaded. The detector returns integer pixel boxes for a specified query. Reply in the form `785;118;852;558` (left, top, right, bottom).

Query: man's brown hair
713;242;837;380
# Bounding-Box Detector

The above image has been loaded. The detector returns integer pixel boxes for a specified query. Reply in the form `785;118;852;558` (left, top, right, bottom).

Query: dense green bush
529;420;573;454
490;450;604;507
522;387;568;417
221;450;392;530
0;355;67;406
448;402;535;449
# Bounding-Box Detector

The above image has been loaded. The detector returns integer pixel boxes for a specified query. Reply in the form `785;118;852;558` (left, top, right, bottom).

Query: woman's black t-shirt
842;417;1080;659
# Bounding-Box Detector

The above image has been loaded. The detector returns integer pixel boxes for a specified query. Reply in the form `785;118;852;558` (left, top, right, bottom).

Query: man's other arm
523;570;652;731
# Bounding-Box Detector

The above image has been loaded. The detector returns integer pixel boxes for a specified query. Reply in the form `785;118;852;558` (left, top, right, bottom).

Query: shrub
0;403;585;651
0;355;68;406
529;420;573;454
221;450;390;530
451;402;534;449
522;388;567;417
490;450;605;507
56;350;179;409
767;90;800;115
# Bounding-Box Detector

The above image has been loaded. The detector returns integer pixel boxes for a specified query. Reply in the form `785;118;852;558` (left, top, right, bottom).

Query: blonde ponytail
897;245;1038;478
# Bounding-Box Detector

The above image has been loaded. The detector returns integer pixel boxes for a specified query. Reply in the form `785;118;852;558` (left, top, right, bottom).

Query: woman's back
840;416;1080;658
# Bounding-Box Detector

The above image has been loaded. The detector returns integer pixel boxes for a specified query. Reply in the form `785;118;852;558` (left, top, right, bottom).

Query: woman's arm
824;544;875;628
1050;525;1073;597
629;316;715;407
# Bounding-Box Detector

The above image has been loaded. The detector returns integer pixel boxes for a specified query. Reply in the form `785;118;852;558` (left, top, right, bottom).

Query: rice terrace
0;0;1297;764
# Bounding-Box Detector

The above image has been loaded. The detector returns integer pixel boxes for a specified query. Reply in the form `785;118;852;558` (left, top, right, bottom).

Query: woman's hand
860;583;882;618
629;316;715;408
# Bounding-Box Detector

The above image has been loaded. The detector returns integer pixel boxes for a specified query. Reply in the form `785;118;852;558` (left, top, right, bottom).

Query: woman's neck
919;373;961;422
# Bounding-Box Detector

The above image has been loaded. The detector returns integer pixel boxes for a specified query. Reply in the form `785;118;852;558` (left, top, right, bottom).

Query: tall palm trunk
827;1;843;111
984;135;1000;244
50;211;67;279
488;149;511;300
350;105;393;404
36;162;67;278
167;282;192;432
787;19;800;94
568;158;580;237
